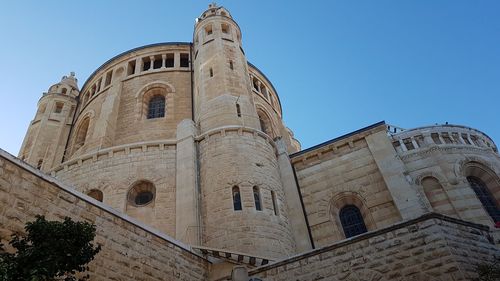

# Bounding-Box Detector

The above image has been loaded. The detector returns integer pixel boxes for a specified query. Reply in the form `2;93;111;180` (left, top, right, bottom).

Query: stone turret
194;4;296;258
18;73;79;172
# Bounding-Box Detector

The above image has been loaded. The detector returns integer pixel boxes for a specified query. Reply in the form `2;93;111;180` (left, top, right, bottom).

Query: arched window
128;181;155;206
421;177;457;216
147;95;165;119
87;189;103;202
468;176;500;222
74;117;90;151
339;205;367;238
253;186;262;211
232;186;242;211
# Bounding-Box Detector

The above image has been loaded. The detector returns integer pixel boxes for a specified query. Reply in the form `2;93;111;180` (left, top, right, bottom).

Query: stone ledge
0;148;209;262
245;212;491;277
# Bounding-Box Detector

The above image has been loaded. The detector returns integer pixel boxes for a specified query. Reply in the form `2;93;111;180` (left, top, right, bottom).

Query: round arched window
128;181;156;206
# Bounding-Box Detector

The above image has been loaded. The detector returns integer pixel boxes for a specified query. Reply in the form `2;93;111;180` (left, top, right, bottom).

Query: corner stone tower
194;5;295;258
19;73;78;172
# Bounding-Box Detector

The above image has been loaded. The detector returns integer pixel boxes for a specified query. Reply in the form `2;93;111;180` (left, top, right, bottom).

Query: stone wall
391;124;500;228
291;124;402;247
0;149;210;280
54;141;177;237
244;213;499;281
199;128;295;259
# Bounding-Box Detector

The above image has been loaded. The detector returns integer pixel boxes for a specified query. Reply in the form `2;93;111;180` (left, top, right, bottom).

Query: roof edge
290;121;386;158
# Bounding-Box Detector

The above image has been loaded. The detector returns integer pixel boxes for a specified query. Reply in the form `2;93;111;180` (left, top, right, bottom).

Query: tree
0;215;101;281
474;257;500;281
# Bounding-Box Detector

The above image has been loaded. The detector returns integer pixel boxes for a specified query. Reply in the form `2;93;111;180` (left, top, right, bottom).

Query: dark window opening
180;54;189;67
127;60;136;75
468;176;500;223
36;159;43;170
431;133;442;144
209;68;213;77
147;95;165;119
104;71;113;86
233;186;242;211
229;60;233;70
142;58;151;71
153;56;162;69
135;191;154;206
252;78;259;91
253;186;262;211
165;53;174;67
340;205;368;238
128;181;156;207
236;103;241;117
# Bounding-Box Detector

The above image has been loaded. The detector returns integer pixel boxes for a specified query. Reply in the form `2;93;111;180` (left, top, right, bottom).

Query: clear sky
0;1;499;155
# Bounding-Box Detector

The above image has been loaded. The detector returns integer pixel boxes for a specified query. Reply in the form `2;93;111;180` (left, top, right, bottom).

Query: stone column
276;138;312;252
175;119;200;245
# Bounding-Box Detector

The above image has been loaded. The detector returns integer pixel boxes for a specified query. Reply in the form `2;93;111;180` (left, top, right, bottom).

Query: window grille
232;186;242;211
339;205;367;238
147;95;165;119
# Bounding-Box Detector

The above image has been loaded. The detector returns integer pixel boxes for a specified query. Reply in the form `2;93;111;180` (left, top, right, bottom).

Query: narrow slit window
229;60;233;70
253;186;262;211
180;53;189;67
236;103;241;117
232;186;242;211
271;191;279;216
209;68;213;77
165;53;174;67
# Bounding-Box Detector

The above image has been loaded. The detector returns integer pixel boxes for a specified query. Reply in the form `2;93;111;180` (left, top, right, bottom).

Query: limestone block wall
0;149;209;280
391;125;500;227
291;125;402;247
244;214;499;281
199;127;295;258
54;141;177;236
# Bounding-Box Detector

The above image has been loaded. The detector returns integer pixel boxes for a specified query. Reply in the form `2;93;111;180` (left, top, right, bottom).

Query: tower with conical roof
19;73;79;172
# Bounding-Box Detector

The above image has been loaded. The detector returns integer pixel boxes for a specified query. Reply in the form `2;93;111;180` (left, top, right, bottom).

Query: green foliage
474;257;500;281
0;215;101;281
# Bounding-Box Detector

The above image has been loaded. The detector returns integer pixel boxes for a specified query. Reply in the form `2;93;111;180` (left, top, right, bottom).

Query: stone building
2;4;499;280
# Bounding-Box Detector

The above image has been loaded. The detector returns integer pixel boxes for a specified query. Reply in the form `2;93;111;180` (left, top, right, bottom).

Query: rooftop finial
209;2;217;8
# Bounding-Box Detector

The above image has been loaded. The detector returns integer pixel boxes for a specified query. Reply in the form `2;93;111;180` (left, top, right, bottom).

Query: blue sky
0;1;499;155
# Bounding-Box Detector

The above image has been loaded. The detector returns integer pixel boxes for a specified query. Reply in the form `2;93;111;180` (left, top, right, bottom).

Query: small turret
19;73;79;172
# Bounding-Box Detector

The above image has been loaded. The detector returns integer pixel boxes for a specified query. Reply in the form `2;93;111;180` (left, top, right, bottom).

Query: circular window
128;181;156;206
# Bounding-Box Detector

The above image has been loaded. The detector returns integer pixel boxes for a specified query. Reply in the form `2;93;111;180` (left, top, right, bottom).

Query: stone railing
390;124;498;154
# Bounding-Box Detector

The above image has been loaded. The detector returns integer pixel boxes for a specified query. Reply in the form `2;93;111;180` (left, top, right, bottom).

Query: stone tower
193;4;295;258
19;73;78;172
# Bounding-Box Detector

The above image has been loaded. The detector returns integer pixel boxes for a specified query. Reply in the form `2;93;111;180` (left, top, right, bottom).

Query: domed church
1;4;499;281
